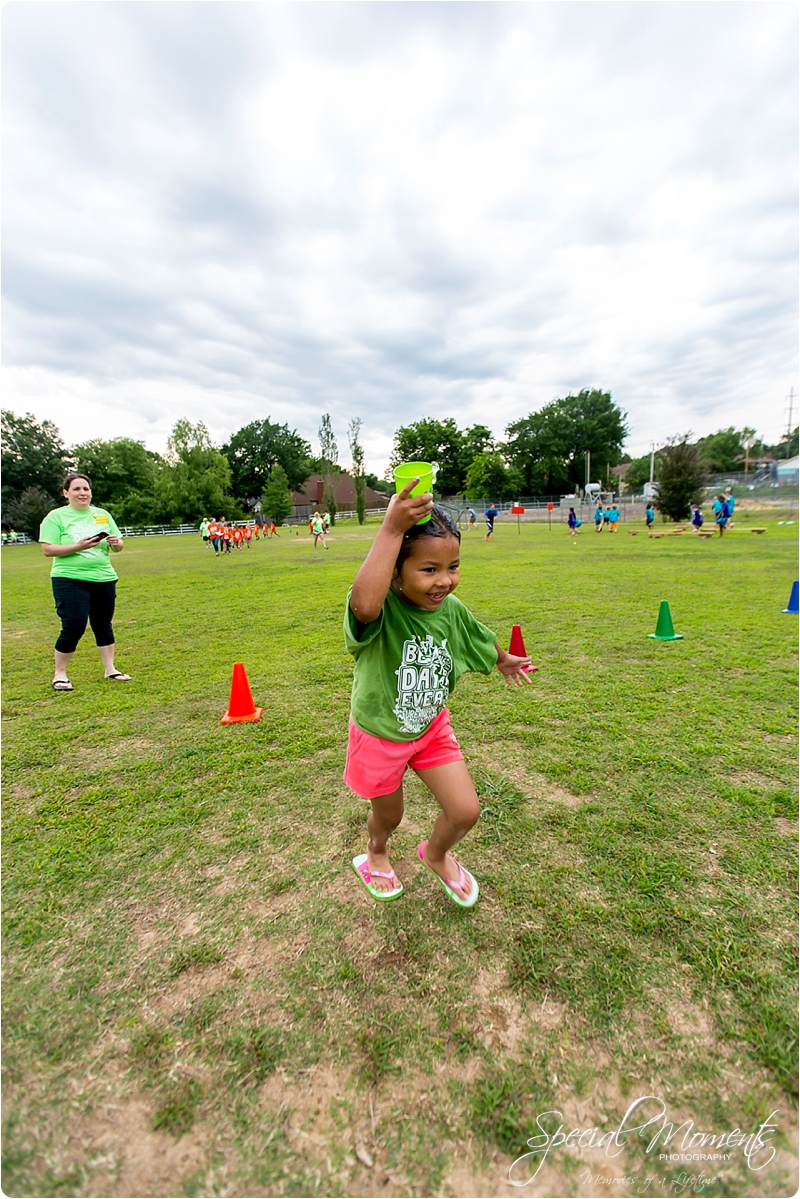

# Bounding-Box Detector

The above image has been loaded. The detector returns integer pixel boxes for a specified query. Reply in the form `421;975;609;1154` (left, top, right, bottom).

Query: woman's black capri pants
52;577;116;654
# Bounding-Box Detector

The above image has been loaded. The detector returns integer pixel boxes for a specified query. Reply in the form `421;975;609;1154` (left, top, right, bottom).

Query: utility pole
785;387;795;458
649;442;655;485
585;450;590;494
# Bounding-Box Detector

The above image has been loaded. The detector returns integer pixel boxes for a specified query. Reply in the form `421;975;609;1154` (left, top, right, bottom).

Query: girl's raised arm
349;481;433;623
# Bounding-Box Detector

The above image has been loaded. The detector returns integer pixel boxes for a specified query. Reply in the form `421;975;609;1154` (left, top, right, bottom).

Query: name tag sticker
93;515;109;525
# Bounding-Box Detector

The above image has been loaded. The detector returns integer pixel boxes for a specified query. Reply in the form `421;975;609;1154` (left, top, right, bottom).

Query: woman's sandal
105;672;132;681
51;679;74;692
417;841;479;909
352;854;404;901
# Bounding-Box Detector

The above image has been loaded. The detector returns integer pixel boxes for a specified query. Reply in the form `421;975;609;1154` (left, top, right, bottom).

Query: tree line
3;390;792;537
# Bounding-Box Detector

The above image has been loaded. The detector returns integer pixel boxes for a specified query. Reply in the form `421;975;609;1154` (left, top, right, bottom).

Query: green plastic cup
393;461;436;524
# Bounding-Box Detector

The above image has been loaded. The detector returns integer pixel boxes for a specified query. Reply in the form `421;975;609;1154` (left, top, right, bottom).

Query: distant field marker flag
547;502;554;531
511;504;525;534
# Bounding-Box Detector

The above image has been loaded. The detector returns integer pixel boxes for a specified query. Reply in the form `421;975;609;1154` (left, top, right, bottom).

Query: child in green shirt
344;480;532;907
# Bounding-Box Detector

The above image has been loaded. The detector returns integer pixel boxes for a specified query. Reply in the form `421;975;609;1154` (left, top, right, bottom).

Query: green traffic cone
647;600;683;641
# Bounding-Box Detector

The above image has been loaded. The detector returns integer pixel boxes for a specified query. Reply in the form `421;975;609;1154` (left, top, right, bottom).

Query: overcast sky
2;2;797;473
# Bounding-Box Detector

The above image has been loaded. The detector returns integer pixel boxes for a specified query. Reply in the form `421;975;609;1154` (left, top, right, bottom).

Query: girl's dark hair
62;473;92;491
395;504;461;571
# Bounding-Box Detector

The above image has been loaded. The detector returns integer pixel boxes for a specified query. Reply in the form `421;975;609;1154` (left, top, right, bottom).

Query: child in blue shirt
645;506;655;528
594;505;603;531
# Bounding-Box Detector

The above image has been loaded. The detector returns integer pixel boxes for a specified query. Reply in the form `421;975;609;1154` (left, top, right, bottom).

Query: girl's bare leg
366;786;404;891
415;761;480;900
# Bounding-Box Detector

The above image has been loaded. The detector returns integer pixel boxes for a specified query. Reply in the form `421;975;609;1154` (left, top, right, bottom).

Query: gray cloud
2;1;797;465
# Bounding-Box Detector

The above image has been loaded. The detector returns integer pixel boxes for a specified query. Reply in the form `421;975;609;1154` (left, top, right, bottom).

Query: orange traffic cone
221;662;263;724
509;624;538;672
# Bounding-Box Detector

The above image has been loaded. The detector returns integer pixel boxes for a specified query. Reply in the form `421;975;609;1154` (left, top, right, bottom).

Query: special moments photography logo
507;1095;782;1190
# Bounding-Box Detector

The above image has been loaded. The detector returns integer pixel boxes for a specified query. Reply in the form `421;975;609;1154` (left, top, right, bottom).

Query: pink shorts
343;708;464;798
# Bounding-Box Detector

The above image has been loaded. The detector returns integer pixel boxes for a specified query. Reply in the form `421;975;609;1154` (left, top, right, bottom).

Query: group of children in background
568;490;736;536
199;517;278;555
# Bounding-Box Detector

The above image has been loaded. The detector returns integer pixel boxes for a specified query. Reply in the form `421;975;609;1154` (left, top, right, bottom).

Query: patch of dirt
473;748;587;808
473;965;565;1035
9;783;35;799
774;818;797;836
178;912;200;937
659;993;715;1042
71;1095;211;1198
208;853;252;895
115;737;157;754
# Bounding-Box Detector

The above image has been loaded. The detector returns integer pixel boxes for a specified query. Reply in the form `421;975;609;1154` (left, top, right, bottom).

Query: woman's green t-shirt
39;505;121;582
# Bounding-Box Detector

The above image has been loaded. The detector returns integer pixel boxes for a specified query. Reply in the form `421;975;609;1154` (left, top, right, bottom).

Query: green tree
655;438;708;521
696;427;745;473
464;452;520;501
623;452;658;492
390;418;466;494
773;426;799;460
505;406;575;493
364;473;390;494
157;420;238;523
1;410;71;502
348;418;367;525
318;414;339;525
3;486;58;539
73;437;161;525
460;424;495;481
221;419;312;501
261;463;294;525
506;390;628;494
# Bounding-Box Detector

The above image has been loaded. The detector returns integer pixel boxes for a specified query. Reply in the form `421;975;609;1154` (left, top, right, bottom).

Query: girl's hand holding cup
388;461;437;534
386;479;434;535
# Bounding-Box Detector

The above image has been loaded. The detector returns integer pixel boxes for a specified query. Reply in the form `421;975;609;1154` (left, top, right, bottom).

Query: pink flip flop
352;854;404;901
417;841;479;909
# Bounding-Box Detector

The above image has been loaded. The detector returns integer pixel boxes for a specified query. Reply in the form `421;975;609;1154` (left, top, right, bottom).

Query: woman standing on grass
39;473;130;692
344;483;532;908
311;512;329;550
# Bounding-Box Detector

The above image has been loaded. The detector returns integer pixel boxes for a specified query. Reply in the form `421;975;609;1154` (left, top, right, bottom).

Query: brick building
291;473;387;519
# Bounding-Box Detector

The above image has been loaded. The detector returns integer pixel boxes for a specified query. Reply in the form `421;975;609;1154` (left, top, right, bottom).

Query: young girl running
344;480;532;908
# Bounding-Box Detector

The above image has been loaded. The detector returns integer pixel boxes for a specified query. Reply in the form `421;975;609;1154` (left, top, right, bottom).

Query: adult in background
484;503;498;541
39;473;130;691
312;511;329;550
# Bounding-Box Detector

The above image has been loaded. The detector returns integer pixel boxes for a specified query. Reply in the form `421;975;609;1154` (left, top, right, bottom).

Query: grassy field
2;518;798;1198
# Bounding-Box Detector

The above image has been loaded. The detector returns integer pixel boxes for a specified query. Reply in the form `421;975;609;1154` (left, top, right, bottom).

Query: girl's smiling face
393;533;461;610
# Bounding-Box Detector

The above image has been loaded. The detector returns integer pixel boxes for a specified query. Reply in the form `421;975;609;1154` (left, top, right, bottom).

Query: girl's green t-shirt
344;586;498;741
39;505;121;582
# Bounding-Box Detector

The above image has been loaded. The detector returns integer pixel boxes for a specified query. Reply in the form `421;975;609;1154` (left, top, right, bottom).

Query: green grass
2;519;798;1197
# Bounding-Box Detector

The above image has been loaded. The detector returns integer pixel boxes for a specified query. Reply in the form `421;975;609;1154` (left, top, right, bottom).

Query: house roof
291;472;388;508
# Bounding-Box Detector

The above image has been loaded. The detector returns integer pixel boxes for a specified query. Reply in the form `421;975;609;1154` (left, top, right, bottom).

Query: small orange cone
508;624;538;672
221;662;263;724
